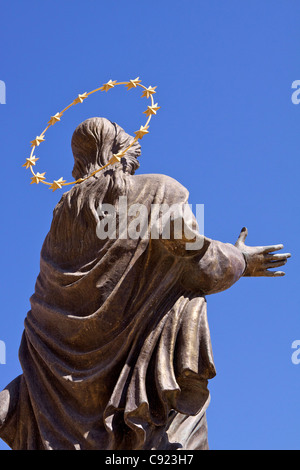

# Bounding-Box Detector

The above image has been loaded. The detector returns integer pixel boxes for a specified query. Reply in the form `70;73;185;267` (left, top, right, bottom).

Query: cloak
0;172;245;450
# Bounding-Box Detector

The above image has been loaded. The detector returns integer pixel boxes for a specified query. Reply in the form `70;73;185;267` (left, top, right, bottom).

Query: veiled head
71;117;141;180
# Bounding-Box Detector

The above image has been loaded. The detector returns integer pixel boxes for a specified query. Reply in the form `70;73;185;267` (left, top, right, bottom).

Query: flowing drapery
0;172;244;450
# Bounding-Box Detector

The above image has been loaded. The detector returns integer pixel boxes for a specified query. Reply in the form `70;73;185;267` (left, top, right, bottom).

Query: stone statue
0;117;290;450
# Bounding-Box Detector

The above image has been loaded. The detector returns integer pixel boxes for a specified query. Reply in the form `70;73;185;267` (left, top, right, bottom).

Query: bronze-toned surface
0;118;290;450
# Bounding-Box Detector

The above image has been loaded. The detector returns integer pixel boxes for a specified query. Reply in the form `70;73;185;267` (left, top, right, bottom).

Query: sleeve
156;199;246;295
180;239;246;295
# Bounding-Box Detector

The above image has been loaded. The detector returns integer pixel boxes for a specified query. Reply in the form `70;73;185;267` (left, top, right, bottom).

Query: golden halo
23;78;160;191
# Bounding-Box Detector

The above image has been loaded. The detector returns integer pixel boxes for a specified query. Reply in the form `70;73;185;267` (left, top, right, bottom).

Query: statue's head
71;117;141;180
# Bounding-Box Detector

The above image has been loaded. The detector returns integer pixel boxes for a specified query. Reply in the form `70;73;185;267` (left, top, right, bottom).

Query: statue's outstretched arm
156;201;290;295
180;227;290;296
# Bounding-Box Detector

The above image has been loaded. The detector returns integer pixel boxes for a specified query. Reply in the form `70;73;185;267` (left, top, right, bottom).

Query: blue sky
0;0;299;450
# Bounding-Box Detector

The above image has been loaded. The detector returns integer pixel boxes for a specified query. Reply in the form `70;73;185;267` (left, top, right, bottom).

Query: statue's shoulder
129;173;189;201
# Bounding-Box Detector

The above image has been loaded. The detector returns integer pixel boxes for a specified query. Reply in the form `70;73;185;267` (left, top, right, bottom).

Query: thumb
235;227;248;246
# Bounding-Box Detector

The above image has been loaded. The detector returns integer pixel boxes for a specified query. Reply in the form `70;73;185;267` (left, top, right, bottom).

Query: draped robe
0;172;245;450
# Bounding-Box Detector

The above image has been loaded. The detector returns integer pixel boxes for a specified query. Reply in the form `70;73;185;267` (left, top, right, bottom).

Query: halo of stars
23;78;160;191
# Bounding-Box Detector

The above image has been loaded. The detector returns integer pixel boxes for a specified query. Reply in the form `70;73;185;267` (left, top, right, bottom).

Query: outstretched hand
235;227;291;277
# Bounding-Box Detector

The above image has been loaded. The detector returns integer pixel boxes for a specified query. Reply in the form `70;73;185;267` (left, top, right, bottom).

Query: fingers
264;270;285;277
235;227;248;246
264;259;288;269
262;244;284;254
247;269;286;277
265;253;291;261
263;250;291;273
264;252;291;268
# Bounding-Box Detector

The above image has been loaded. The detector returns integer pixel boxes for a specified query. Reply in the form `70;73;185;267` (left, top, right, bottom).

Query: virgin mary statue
0;117;289;450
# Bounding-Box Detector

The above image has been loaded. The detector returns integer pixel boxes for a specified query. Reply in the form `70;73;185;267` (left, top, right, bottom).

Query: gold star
126;77;141;90
73;92;88;105
143;103;160;117
109;152;124;164
100;80;117;92
134;125;149;139
141;86;157;98
49;177;66;192
22;155;39;169
30;172;46;184
30;135;45;147
48;112;62;126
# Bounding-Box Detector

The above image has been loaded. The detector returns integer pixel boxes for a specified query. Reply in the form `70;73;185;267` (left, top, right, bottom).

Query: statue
0;116;290;450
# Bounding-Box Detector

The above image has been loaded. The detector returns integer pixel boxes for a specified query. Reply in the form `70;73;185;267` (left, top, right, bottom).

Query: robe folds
0;173;245;450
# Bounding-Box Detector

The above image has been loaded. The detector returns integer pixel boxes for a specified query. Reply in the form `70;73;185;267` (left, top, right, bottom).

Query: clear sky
0;0;299;450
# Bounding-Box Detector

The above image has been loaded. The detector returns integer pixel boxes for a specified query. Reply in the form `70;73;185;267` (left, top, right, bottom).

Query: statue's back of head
71;117;141;180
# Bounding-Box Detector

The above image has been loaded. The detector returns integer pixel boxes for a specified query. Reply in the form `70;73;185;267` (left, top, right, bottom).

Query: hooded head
71;117;141;180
